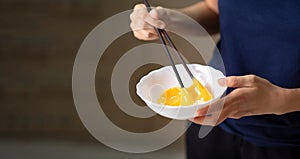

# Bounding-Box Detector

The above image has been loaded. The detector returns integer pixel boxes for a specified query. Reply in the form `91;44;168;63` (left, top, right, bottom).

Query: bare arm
179;0;219;34
281;88;300;114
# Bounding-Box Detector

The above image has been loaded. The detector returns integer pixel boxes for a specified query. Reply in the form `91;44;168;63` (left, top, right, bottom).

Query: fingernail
218;78;226;87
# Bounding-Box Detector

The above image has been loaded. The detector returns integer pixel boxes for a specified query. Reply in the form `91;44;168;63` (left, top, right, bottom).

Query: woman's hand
130;4;169;41
129;3;218;40
192;75;288;126
129;1;221;40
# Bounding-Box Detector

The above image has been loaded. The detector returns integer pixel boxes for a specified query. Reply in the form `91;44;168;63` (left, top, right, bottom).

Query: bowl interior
137;64;226;108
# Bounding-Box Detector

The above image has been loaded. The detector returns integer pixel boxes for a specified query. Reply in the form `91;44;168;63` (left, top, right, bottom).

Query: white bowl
136;64;227;120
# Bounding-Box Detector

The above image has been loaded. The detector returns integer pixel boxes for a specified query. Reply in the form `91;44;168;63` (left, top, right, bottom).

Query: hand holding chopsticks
143;0;195;88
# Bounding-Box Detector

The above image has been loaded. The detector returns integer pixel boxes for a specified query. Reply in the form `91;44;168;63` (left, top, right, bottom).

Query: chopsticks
143;0;195;88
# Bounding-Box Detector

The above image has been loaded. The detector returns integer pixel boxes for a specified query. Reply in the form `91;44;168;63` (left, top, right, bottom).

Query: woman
130;0;300;158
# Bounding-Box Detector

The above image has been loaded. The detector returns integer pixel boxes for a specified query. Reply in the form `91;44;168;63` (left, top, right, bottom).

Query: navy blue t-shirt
211;0;300;146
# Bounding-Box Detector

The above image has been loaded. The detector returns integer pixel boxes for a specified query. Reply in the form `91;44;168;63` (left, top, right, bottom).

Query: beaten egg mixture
157;79;212;106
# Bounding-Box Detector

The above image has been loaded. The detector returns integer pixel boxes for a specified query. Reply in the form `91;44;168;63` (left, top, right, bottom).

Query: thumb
144;7;166;29
225;75;259;88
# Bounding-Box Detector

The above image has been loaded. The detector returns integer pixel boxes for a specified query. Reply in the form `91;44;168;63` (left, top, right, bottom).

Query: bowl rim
136;64;227;109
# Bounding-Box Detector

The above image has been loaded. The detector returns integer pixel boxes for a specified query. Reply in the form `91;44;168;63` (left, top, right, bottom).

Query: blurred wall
0;0;203;141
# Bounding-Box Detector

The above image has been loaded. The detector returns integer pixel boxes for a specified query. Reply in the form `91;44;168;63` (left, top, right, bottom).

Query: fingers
195;97;226;116
192;98;227;126
193;75;265;126
192;91;240;126
226;75;261;88
218;78;226;87
133;31;159;41
192;112;226;126
195;106;209;116
192;105;235;126
144;9;166;29
130;4;166;41
193;90;252;126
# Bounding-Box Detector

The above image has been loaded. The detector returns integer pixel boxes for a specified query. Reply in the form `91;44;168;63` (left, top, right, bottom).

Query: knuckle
233;79;239;86
236;90;247;101
230;89;247;104
156;6;163;9
156;6;165;14
134;4;145;9
129;13;135;20
248;75;257;83
229;77;238;86
130;22;134;29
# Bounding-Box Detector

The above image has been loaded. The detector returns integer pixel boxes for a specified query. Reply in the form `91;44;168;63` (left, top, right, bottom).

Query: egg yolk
157;79;213;106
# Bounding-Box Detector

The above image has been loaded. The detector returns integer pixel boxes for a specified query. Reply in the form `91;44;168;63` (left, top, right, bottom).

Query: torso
216;0;300;146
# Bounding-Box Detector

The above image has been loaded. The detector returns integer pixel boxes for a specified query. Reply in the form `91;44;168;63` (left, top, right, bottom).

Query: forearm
280;88;300;114
179;1;219;34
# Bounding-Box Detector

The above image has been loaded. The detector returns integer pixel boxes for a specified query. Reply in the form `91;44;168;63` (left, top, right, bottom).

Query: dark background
0;0;212;158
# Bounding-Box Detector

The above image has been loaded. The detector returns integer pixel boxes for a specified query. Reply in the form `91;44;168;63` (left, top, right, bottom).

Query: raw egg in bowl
136;64;227;120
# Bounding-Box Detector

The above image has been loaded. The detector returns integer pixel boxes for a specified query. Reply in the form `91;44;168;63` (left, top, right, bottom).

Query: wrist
276;88;300;115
